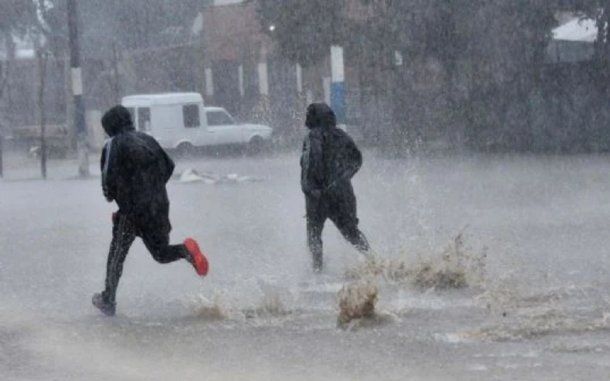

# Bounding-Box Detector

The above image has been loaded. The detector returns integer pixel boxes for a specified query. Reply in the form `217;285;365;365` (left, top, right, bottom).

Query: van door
151;105;182;148
206;109;243;145
182;103;215;147
198;105;214;146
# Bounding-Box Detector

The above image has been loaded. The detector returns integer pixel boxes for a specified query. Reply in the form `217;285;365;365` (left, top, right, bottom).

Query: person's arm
325;132;362;192
160;148;175;184
301;131;325;196
341;134;362;181
101;139;117;202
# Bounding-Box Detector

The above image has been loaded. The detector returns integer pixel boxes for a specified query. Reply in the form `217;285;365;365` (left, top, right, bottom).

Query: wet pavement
1;151;610;380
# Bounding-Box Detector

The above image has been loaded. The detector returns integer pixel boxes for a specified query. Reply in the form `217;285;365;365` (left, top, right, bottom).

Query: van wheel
176;142;195;158
247;136;265;155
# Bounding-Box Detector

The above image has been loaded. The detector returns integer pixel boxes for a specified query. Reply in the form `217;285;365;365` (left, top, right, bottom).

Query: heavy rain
1;1;610;380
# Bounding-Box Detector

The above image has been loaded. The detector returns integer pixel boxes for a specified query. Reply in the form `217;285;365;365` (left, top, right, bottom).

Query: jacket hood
102;105;135;136
305;102;336;129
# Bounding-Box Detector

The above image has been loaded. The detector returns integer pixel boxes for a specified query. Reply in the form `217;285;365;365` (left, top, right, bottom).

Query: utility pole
36;47;48;179
67;0;89;177
0;133;3;178
330;45;346;126
111;41;120;104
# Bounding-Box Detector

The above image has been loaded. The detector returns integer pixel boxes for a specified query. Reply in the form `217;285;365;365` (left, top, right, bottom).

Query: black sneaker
92;293;116;316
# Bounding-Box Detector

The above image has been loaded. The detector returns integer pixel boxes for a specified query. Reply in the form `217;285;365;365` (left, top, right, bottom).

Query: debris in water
179;168;216;184
179;168;262;184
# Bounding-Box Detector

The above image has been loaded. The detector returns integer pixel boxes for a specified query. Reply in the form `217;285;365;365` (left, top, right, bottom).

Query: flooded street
1;151;610;380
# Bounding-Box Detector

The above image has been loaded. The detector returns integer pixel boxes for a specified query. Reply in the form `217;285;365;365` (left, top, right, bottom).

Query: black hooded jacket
101;105;175;215
300;103;362;197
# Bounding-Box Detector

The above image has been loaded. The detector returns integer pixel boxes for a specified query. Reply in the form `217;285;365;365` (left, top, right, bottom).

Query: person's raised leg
342;223;371;254
140;226;208;276
93;212;136;316
330;195;371;257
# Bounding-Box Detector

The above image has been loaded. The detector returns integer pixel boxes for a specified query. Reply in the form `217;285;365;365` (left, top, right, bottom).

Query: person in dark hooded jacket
301;103;371;272
92;105;209;316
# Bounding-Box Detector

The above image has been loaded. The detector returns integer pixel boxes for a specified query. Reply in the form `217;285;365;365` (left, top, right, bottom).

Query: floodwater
1;151;610;380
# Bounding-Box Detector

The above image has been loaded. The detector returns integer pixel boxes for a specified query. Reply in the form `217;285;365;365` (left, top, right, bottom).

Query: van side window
137;108;151;131
183;105;200;128
207;111;234;126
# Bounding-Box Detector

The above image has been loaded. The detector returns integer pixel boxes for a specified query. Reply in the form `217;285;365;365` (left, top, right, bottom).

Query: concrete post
67;0;89;177
330;45;346;125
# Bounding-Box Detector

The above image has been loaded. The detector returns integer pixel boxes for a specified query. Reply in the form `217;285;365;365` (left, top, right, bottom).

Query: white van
121;92;273;154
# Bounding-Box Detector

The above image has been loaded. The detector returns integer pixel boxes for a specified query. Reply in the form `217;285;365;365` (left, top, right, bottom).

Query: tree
0;0;36;116
32;0;55;178
255;0;347;66
364;0;558;151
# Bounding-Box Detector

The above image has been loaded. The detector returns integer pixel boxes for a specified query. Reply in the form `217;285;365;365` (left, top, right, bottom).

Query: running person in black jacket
301;103;371;272
92;105;208;316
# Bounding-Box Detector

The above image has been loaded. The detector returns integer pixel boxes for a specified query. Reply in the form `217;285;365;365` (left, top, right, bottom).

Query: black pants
102;212;187;304
306;186;370;268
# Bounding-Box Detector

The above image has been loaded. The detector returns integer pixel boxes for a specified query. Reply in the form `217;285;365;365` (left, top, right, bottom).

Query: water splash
337;278;379;327
461;279;610;342
336;232;487;328
464;309;610;342
243;292;290;319
344;232;487;290
191;294;230;321
190;288;290;322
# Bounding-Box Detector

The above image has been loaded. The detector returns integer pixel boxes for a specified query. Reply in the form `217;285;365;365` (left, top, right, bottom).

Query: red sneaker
184;238;209;276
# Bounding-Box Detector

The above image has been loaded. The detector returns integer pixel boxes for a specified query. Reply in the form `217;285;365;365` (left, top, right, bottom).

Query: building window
137;108;151;131
183;104;200;128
